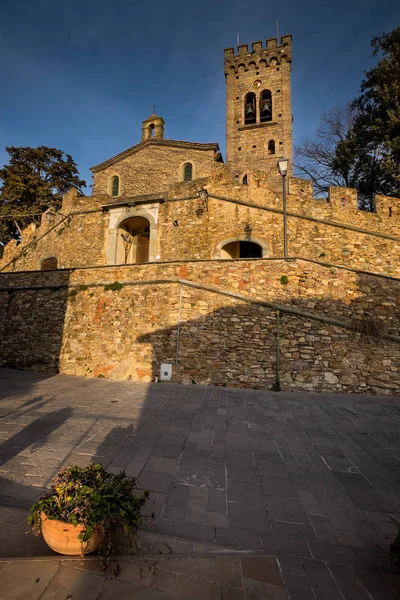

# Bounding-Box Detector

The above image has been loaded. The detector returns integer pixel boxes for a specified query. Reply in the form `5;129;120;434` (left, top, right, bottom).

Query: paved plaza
0;368;400;598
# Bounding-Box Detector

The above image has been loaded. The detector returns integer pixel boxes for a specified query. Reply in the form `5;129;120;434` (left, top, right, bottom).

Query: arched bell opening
244;92;256;125
260;89;272;122
116;216;150;264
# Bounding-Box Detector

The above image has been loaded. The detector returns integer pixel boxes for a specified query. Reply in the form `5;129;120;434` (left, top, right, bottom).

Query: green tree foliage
350;26;400;201
0;146;86;250
295;26;400;209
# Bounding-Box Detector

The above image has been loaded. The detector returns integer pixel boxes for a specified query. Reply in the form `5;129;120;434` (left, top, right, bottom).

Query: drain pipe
274;310;281;391
175;283;183;365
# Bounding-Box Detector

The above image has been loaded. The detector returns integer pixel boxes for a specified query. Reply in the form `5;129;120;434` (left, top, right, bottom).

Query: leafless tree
294;105;358;196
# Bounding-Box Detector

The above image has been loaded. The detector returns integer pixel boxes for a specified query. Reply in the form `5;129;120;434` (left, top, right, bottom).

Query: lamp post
277;158;289;258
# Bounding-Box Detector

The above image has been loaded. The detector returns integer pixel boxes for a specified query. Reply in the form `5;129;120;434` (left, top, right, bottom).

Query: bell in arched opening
141;114;165;141
244;92;256;125
260;90;272;122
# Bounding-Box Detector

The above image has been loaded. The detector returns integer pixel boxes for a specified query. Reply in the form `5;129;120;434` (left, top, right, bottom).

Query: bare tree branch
294;105;358;196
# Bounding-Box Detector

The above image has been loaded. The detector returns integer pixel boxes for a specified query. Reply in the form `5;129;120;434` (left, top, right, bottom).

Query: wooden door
136;236;149;263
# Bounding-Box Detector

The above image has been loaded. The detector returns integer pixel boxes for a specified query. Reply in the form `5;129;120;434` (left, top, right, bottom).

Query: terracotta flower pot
40;512;103;555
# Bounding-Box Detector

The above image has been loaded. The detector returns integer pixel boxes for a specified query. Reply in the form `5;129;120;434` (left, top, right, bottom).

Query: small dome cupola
141;113;165;141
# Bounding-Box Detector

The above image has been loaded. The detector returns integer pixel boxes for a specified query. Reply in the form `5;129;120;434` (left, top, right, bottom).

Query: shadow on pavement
0;407;73;467
0;370;399;599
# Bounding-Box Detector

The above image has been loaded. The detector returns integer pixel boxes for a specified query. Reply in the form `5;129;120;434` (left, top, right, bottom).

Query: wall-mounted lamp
198;188;208;202
244;223;253;241
198;188;209;212
244;223;253;235
46;211;70;227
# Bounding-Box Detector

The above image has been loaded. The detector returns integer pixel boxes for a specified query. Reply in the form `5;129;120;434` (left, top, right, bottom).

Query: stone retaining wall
0;259;399;394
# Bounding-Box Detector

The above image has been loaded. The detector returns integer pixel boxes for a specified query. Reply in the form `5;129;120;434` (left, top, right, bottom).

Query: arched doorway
41;257;58;270
213;235;268;259
221;241;262;259
116;216;150;264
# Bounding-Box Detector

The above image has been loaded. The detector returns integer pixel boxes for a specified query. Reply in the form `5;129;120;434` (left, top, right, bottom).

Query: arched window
244;92;256;124
242;174;248;185
111;175;119;197
183;162;193;182
149;123;155;138
260;90;272;122
41;257;58;270
268;140;275;155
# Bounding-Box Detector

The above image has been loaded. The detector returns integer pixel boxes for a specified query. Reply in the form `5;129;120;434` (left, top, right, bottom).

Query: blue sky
0;0;398;190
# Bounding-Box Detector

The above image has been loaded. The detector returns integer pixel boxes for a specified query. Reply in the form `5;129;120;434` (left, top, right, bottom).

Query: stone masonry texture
1;170;398;275
0;259;399;394
224;36;293;178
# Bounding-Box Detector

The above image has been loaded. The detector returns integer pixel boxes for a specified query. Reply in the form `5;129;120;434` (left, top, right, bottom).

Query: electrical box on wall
160;363;172;381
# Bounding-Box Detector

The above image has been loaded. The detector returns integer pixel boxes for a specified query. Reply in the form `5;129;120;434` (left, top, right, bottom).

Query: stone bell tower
141;114;165;141
224;35;292;178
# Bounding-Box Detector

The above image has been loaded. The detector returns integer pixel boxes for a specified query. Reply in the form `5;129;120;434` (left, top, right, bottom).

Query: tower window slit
268;140;275;155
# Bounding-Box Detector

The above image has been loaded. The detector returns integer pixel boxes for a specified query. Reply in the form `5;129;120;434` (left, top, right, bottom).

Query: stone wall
0;259;399;394
156;195;400;275
0;192;108;272
92;142;216;197
1;173;399;278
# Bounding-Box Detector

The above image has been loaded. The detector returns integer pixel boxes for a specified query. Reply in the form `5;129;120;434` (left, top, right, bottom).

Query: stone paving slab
0;554;287;600
0;368;400;598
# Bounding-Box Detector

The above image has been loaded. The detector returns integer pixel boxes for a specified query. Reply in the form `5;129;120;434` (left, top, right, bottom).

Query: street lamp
277;158;289;258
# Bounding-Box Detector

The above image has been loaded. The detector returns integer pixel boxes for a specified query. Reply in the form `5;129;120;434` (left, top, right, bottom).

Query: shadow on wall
135;273;400;393
0;266;399;393
0;269;71;373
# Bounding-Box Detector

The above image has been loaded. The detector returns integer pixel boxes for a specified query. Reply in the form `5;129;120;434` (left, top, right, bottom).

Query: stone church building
0;35;399;394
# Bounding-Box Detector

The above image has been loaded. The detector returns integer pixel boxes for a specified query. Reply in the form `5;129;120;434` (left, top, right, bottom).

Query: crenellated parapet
288;177;399;223
224;35;292;74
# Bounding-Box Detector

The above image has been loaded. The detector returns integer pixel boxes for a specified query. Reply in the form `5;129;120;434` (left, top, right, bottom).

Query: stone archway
213;235;268;259
116;216;150;264
107;205;159;265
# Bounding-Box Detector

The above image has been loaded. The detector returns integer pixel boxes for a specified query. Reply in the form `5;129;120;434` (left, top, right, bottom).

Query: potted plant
388;516;400;565
28;463;149;570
